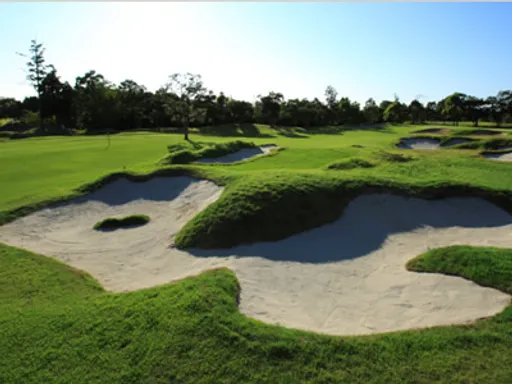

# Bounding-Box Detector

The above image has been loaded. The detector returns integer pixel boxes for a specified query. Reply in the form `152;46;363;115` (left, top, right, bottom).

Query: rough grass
93;214;150;230
407;245;512;294
327;157;376;170
1;243;512;383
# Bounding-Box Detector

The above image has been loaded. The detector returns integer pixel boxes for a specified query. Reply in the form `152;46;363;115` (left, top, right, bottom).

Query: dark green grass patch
453;129;504;137
1;243;512;383
93;214;150;230
407;245;512;295
327;158;376;170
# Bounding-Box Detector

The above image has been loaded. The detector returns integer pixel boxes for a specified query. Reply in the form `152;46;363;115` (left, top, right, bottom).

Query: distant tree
74;70;118;131
256;92;283;127
324;85;339;124
228;99;254;124
383;102;405;123
425;101;439;122
442;93;465;126
17;39;51;131
463;95;485;127
408;99;426;124
40;67;74;128
165;73;208;140
0;98;23;119
363;98;381;124
117;79;147;129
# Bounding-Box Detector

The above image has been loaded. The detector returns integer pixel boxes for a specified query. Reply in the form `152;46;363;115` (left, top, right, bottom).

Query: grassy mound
160;140;258;165
407;245;512;295
93;214;150;230
2;242;512;383
174;173;512;249
327;157;376;170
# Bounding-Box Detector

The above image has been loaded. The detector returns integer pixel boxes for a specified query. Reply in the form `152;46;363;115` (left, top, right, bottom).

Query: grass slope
175;172;512;249
1;243;511;383
93;214;150;230
407;245;512;294
160;140;258;165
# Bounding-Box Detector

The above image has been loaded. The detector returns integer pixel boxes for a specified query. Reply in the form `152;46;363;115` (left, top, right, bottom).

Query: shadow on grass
187;194;511;263
198;124;274;138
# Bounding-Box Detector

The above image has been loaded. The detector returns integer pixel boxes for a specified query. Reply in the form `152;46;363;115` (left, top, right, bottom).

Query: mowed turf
0;243;511;383
1;124;511;214
1;124;512;383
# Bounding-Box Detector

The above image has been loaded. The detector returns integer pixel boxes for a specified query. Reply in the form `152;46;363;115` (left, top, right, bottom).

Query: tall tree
408;99;426;124
363;98;381;124
256;92;283;128
165;73;207;140
18;39;50;131
324;85;338;124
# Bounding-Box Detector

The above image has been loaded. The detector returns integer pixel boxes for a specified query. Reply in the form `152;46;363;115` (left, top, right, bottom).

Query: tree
463;96;485;127
18;39;50;131
40;67;74;129
425;101;439;122
441;93;465;126
256;92;283;127
363;98;381;124
383;102;405;123
117;79;147;129
165;73;208;140
74;70;118;131
324;85;338;124
408;100;426;124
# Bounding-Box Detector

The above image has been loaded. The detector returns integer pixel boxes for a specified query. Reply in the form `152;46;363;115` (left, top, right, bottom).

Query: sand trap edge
0;167;220;227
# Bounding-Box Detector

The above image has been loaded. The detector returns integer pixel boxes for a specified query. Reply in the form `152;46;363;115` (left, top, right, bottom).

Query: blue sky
1;2;511;105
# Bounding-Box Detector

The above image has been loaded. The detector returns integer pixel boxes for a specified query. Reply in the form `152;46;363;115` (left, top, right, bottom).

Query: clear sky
1;2;511;105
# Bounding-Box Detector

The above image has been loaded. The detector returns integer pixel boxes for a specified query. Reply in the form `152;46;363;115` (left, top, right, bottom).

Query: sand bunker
1;181;511;336
483;150;512;162
196;145;278;164
398;138;472;150
397;138;441;150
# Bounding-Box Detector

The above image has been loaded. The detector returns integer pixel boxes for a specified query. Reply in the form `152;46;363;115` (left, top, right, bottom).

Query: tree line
2;40;512;138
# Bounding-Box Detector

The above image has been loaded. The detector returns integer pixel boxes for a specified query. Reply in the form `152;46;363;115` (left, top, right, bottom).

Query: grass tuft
93;214;150;230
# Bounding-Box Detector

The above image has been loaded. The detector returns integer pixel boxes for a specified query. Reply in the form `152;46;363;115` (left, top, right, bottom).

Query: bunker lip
1;184;511;336
195;144;278;164
397;137;473;150
482;149;512;162
411;128;450;135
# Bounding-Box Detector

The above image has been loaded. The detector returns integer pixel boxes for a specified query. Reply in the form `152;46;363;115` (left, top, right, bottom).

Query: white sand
397;138;441;150
483;150;512;162
196;145;278;163
398;138;472;150
1;179;511;336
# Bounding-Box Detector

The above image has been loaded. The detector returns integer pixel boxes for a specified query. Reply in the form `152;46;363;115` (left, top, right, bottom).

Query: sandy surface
196;145;278;164
483;150;512;162
398;138;472;150
398;138;441;150
1;179;511;336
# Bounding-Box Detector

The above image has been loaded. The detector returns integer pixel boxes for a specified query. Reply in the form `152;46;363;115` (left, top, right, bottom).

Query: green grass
160;140;259;165
93;214;150;230
407;245;512;294
2;123;512;382
1;243;512;383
